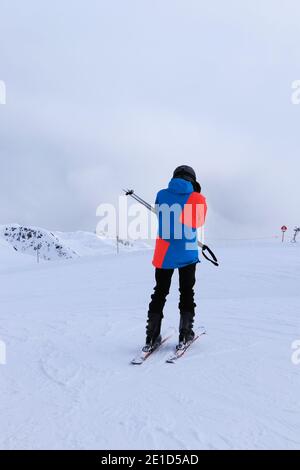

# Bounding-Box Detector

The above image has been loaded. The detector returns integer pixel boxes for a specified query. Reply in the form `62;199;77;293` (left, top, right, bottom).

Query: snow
0;236;299;450
55;230;151;257
0;224;78;261
0;224;151;261
0;238;36;271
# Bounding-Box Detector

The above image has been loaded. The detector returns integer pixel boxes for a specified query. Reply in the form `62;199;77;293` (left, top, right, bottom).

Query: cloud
0;0;299;237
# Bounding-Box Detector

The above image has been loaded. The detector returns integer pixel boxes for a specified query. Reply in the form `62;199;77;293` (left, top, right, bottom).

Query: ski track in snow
0;240;299;449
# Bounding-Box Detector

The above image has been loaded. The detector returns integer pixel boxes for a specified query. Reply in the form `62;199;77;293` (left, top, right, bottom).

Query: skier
144;165;207;351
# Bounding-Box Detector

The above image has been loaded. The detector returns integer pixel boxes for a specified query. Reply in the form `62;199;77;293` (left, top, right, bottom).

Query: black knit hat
173;165;196;183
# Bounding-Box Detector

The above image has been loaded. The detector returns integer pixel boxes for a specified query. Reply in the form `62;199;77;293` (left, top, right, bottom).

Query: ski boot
177;311;195;350
143;314;162;352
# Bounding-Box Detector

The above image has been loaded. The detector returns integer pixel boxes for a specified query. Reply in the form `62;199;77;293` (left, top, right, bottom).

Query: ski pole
123;189;219;267
123;189;154;213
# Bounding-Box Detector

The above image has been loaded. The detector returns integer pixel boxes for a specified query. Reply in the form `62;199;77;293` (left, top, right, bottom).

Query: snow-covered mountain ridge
0;224;78;261
0;224;151;261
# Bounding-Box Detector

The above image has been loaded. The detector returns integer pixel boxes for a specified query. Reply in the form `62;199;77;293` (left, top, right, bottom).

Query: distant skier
144;165;207;351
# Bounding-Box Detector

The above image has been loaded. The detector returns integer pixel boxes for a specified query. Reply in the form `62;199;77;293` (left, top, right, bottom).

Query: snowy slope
0;239;36;271
0;225;151;261
55;230;151;257
1;224;78;261
0;239;299;449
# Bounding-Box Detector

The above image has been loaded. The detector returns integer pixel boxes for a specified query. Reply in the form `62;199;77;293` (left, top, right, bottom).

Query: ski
131;329;175;365
166;326;206;364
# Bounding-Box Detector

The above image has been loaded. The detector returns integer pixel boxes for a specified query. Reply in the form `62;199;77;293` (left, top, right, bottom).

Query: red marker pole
281;225;287;242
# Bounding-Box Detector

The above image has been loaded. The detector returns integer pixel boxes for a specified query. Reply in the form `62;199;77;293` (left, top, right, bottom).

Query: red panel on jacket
179;192;207;229
152;237;170;268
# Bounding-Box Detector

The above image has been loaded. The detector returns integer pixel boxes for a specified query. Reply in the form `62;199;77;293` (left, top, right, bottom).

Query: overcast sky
0;0;299;239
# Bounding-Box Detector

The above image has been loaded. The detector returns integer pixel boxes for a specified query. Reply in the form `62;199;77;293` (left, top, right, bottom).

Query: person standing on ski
144;165;207;350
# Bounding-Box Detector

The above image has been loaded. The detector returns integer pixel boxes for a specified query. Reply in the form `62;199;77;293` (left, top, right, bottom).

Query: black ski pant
148;263;197;323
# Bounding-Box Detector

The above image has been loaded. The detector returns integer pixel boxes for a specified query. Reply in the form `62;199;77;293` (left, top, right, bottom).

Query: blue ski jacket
152;178;207;269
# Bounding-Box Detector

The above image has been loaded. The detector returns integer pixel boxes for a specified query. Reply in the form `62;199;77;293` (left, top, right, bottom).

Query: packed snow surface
0;236;299;449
